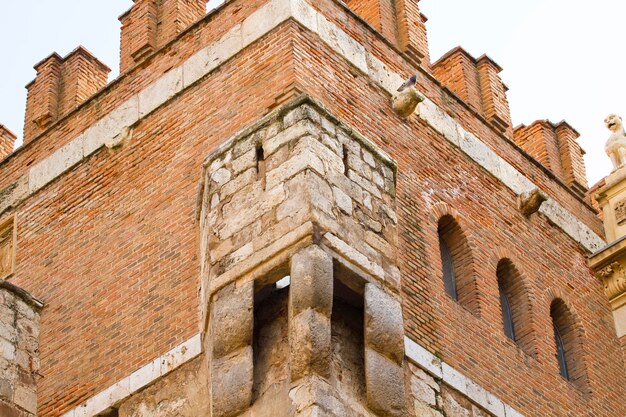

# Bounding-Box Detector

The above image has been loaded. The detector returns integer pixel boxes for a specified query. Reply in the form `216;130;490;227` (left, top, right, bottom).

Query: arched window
496;259;536;356
550;299;588;390
437;215;477;313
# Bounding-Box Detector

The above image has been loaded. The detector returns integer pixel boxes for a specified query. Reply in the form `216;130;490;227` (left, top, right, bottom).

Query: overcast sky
0;0;623;186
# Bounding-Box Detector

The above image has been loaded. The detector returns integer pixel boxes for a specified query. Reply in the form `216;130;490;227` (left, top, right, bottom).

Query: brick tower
0;0;624;416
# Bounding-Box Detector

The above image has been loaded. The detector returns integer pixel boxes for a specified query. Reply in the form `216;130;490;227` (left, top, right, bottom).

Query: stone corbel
597;262;626;307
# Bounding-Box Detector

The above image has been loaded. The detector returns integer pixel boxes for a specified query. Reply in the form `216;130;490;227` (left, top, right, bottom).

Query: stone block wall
0;281;42;417
199;98;400;317
199;99;406;416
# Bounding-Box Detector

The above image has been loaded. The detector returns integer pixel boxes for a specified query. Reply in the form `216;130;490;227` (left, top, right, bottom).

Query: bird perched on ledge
392;75;424;118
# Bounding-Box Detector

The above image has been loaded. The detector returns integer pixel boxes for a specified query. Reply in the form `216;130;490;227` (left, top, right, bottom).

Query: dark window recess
553;322;570;380
499;283;516;341
256;145;266;189
439;237;458;300
98;409;119;417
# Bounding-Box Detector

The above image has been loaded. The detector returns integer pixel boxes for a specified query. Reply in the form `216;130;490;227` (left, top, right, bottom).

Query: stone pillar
289;245;333;381
364;284;406;417
0;281;43;417
209;281;254;417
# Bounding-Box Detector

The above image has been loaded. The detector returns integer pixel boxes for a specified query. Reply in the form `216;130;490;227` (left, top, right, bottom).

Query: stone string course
0;0;604;255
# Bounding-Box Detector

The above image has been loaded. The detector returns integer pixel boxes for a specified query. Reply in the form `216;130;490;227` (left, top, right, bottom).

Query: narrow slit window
256;145;266;189
436;214;476;313
439;236;457;300
342;144;349;176
553;321;569;380
499;283;515;341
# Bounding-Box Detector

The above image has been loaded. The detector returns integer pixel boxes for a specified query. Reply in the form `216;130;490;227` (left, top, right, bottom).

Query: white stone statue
605;114;626;170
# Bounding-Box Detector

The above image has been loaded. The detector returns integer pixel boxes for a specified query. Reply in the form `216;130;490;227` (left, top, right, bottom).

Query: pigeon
392;75;423;118
397;75;417;92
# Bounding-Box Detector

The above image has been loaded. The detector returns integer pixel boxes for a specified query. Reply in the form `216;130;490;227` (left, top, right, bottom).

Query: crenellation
514;120;588;197
432;47;512;138
119;0;208;73
0;126;17;161
24;48;110;145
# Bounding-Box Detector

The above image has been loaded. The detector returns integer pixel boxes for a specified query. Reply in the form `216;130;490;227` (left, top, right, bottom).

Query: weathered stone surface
317;14;368;74
414;402;444;417
211;282;253;359
28;139;83;194
290;309;332;381
333;186;352;214
241;0;291;47
417;99;462;146
212;347;254;417
364;348;406;417
138;67;183;117
411;372;437;407
441;363;469;397
364;284;404;365
83;96;139;156
118;357;209;417
0;285;40;417
264;120;320;156
284;104;321;128
290;245;333;317
13;386;37;414
442;387;472;417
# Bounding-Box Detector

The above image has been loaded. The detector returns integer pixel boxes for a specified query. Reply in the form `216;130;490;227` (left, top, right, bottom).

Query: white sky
0;0;623;186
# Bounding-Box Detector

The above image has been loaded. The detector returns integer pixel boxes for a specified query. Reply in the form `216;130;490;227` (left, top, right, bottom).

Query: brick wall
0;0;622;416
0;126;16;161
119;0;208;73
24;48;109;144
514;121;588;197
432;47;513;138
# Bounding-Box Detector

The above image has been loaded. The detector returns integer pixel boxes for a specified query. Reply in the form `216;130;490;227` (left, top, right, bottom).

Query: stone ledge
0;279;43;311
61;334;201;417
404;336;522;417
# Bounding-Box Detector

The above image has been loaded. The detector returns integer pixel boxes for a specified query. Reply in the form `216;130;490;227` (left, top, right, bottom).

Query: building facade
0;0;624;416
